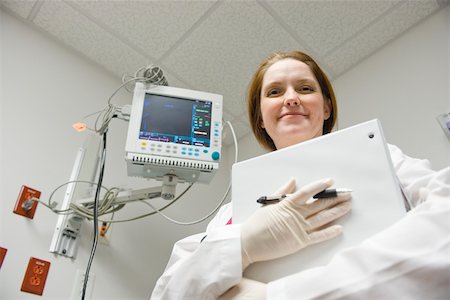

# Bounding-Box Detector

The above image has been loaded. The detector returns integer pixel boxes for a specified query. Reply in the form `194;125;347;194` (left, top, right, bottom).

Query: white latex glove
218;278;266;300
241;178;351;269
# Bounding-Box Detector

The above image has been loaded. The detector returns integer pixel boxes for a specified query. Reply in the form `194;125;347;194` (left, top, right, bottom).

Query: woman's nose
284;89;300;106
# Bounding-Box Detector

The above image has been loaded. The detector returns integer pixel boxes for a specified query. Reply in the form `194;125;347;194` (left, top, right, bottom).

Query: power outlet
13;185;41;219
0;247;7;269
21;257;51;296
71;269;95;300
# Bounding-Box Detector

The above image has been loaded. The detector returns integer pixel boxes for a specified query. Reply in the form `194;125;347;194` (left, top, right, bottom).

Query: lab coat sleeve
151;204;242;300
388;144;446;207
267;144;450;300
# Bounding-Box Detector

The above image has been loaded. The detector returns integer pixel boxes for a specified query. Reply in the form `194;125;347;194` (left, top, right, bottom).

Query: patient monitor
125;83;223;198
50;80;224;257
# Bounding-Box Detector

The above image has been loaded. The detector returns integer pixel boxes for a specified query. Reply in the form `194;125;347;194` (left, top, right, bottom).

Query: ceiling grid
0;0;446;145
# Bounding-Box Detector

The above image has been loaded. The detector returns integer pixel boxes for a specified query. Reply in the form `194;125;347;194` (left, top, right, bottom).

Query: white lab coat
151;145;450;300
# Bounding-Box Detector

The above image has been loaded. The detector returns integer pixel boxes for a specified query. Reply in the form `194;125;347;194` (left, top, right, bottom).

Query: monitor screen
139;94;212;147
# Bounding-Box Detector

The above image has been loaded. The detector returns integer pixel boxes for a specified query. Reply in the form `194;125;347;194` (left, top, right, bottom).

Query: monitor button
212;151;220;160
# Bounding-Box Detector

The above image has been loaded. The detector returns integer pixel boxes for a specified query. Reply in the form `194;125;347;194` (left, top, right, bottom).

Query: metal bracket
49;134;102;258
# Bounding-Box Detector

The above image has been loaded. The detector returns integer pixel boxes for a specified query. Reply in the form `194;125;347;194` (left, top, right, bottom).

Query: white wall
238;7;450;170
0;10;231;300
334;6;449;170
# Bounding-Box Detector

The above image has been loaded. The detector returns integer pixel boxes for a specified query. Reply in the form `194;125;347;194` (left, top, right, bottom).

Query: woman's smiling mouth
279;112;307;119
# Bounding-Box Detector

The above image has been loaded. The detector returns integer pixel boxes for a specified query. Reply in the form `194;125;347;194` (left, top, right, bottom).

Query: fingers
271;177;296;196
285;178;334;207
303;192;352;216
306;201;352;230
308;224;343;245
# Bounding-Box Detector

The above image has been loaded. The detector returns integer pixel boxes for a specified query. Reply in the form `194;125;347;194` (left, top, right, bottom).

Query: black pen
256;188;352;204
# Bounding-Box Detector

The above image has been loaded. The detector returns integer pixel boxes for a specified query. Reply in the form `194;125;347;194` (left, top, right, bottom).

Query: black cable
81;130;107;300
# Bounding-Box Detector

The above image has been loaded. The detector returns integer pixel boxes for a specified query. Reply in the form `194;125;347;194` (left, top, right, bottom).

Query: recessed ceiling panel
324;0;440;77
33;1;149;78
0;0;37;19
266;0;400;56
68;0;216;60
162;0;302;117
223;118;252;147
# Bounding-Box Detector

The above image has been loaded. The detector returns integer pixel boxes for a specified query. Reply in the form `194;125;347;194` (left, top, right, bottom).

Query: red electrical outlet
21;257;51;296
13;185;41;219
0;247;7;269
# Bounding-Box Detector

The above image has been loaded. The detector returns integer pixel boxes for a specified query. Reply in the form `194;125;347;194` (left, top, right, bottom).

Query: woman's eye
298;86;314;93
267;89;281;96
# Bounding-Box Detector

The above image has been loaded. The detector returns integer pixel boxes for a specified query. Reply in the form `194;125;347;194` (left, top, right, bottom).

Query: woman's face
260;58;331;149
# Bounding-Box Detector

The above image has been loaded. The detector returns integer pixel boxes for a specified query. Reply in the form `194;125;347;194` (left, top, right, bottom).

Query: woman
151;51;450;299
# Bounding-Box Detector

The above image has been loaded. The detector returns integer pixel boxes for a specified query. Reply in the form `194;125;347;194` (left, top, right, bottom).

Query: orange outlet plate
0;247;7;269
13;185;41;219
21;257;51;296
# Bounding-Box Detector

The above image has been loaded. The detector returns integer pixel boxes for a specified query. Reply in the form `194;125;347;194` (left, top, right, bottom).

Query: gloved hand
240;178;351;270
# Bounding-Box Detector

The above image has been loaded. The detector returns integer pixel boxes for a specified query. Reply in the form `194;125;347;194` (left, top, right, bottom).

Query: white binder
232;119;406;282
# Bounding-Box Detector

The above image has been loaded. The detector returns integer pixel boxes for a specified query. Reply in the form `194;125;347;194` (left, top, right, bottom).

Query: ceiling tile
266;0;400;56
222;110;235;124
221;108;249;146
222;118;251;147
162;0;302;117
324;0;441;76
68;0;216;60
235;118;252;140
0;0;37;18
32;1;151;79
